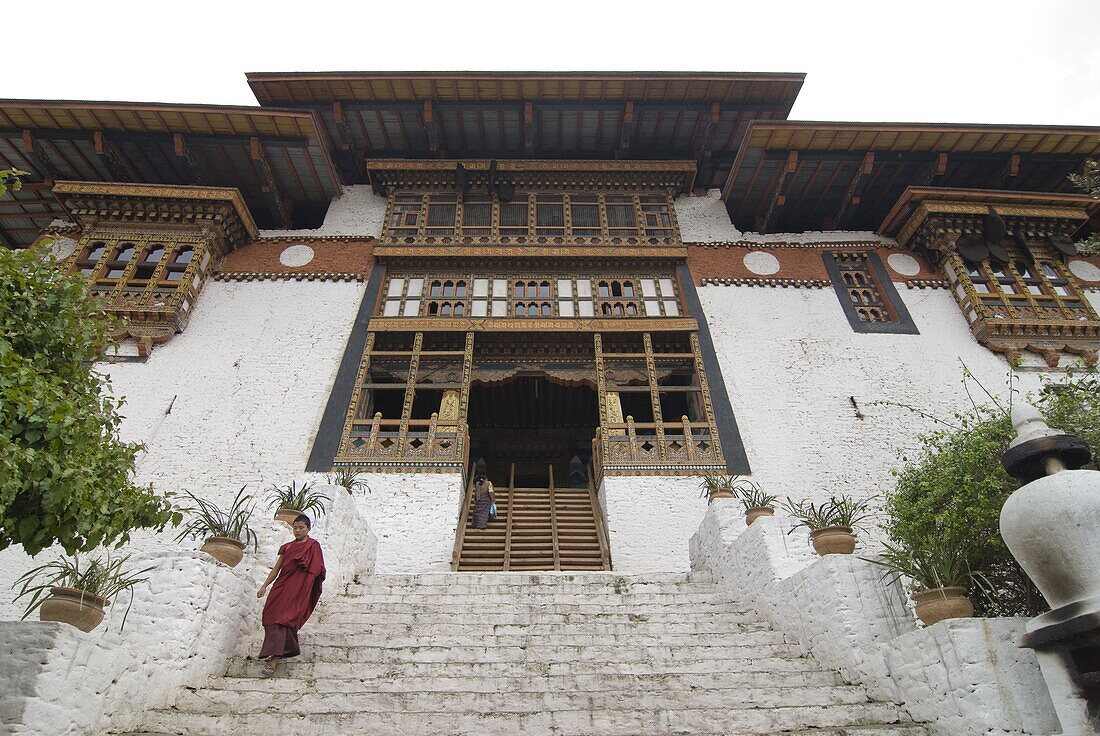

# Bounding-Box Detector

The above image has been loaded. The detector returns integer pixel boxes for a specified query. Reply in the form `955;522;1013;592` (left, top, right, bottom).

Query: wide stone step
306;619;777;637
322;600;750;615
169;684;878;714
209;668;844;693
225;654;828;679
317;610;760;625
274;641;810;664
347;572;710;586
133;727;925;736
139;701;914;735
335;591;734;604
293;628;790;649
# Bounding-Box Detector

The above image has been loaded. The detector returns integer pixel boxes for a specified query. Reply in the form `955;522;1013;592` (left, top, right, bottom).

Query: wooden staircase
453;464;611;571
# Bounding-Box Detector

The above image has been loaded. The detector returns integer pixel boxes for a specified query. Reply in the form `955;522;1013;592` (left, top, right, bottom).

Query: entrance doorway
467;374;599;487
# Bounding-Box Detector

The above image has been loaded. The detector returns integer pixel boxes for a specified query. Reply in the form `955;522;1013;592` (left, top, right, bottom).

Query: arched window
430;280;443;297
598;281;610;298
455;281;467;298
611;281;623;297
515;303;526;316
85;243;107;262
428;302;439;315
143;245;165;263
625;303;637;316
173;247;194;265
114;244;136;262
443;280;455;297
514;281;525;297
541;303;551;316
601;303;612;316
623;281;635;297
613;303;624;316
454;302;465;316
850;292;862;304
440;303;452;316
539;281;550;298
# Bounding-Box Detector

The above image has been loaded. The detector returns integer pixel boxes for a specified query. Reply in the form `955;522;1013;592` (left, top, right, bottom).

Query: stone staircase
128;572;926;735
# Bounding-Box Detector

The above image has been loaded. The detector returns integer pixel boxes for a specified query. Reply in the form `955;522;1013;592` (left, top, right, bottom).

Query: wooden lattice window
379;272;682;320
946;250;1094;324
822;251;918;335
381;191;679;245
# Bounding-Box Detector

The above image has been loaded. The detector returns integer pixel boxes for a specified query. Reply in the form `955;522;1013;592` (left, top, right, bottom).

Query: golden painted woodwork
52;182;258;355
886;189;1100;367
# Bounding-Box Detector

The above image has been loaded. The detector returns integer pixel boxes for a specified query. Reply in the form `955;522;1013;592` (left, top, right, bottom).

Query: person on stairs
471;474;495;529
256;514;326;677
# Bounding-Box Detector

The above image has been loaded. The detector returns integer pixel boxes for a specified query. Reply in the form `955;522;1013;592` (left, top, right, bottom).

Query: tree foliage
885;373;1100;617
0;242;180;555
1069;159;1100;255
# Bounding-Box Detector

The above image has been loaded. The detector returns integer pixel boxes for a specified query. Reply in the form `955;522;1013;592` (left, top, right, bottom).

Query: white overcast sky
3;0;1098;127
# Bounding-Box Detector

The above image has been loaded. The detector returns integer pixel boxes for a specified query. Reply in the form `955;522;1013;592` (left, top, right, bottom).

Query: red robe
262;537;325;630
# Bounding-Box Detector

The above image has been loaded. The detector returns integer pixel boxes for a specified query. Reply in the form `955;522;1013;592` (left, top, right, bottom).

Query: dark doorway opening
467;374;598;488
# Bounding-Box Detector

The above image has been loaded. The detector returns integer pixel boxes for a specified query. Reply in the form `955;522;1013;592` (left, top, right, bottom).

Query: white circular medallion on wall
1067;259;1100;283
743;250;780;276
279;244;315;267
886;253;921;277
47;236;77;261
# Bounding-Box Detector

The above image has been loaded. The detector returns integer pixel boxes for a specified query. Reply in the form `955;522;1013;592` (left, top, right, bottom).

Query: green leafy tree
1;178;179;555
885;373;1100;617
1069;159;1100;255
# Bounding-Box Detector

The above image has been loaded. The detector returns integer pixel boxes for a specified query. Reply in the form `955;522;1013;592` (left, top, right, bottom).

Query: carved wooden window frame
381;191;680;247
377;271;683;320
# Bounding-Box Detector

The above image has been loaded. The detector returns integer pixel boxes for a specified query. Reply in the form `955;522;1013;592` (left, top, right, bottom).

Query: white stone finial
1008;402;1063;450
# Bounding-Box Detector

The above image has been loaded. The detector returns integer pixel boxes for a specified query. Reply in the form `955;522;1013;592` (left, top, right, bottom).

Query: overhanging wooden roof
246;71;805;191
723;121;1100;234
0;101;342;247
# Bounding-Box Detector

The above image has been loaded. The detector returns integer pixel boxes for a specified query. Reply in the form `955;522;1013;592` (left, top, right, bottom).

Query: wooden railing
593;415;724;471
587;463;612;570
336;414;468;470
450;472;479;570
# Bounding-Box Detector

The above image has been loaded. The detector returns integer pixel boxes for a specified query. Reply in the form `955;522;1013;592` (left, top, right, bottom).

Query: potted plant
783;495;872;555
327;467;371;494
698;473;736;501
267;481;330;525
12;554;153;632
866;537;989;626
736;481;779;526
175;486;259;567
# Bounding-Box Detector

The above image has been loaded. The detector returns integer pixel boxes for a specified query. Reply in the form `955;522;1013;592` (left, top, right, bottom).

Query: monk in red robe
256;514;326;676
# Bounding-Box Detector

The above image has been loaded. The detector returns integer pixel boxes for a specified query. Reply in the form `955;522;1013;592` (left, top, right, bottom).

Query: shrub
885;372;1099;617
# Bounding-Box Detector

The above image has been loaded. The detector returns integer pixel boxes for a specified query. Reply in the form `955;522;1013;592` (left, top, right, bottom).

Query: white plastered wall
258;185;386;239
0;279;367;620
600;476;707;572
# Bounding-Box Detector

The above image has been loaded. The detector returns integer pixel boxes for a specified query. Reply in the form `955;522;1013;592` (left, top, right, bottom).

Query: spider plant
13;553;154;630
782;495;873;531
174;486;259;550
864;536;993;595
735;481;779;511
267;481;330;518
326;467;371;494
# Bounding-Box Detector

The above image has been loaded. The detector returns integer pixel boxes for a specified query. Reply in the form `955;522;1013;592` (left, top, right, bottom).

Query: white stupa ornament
999;400;1099;733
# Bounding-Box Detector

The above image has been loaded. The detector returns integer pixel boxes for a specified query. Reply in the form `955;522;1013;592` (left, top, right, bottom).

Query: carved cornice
52;181;259;252
366;159;697;193
375;245;687;259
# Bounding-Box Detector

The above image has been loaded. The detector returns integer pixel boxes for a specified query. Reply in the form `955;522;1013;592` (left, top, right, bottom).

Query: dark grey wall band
677;262;751;475
306;263;386;471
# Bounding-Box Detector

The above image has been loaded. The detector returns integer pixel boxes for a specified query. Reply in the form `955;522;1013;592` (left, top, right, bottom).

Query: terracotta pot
745;507;775;526
274;507;303;525
708;489;735;502
39;586;108;632
201;536;246;567
913;586;974;626
809;526;856;555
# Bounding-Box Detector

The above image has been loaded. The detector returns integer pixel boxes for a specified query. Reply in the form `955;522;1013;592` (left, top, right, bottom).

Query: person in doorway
471;474;495;529
256;514;326;677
